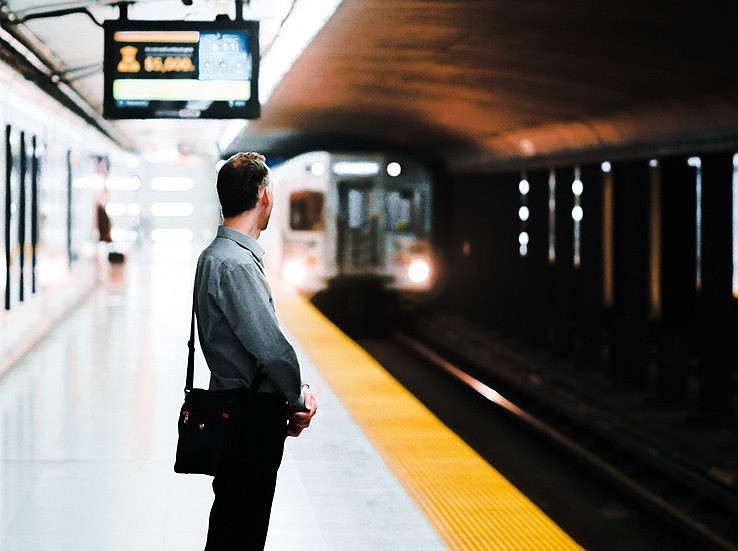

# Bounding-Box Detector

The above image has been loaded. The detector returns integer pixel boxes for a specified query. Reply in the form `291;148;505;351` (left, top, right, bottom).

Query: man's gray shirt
194;225;305;412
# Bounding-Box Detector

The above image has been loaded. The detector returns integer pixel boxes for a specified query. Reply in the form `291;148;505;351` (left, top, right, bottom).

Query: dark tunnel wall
440;172;520;327
431;149;737;417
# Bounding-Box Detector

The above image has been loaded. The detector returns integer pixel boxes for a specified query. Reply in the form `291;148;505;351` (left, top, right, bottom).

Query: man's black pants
205;394;287;551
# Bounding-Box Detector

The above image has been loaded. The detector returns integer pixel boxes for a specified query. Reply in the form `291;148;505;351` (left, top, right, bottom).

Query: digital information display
103;19;260;120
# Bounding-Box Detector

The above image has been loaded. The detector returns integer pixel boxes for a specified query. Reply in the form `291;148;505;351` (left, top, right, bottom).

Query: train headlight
408;259;431;284
283;260;306;286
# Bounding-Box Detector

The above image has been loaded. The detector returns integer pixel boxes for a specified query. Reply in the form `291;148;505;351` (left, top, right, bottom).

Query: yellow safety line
274;280;584;551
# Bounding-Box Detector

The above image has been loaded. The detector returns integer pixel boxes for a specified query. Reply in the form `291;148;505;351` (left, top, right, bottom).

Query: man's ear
259;185;272;208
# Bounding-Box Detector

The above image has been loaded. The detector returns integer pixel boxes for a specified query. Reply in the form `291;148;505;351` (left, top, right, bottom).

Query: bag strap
186;282;264;394
186;288;197;392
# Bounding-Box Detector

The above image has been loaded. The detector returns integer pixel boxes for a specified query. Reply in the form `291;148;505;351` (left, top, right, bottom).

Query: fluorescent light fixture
73;175;103;189
151;202;195;217
150;176;194;191
151;228;194;242
107;176;142;191
259;0;343;104
111;228;139;242
105;202;127;216
142;148;181;163
218;0;344;153
333;161;380;176
127;203;142;216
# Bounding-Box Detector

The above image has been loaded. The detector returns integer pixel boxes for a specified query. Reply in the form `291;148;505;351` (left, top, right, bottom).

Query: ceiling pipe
0;20;134;151
2;5;104;27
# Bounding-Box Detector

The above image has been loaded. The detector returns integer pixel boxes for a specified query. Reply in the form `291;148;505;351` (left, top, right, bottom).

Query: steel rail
394;330;738;551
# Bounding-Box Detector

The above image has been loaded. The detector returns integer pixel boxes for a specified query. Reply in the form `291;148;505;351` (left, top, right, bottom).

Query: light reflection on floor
0;243;446;551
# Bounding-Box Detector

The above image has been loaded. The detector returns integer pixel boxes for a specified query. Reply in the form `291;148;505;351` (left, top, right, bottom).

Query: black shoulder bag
174;291;262;476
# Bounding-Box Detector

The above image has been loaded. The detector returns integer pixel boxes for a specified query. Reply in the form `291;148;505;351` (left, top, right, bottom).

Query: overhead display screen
103;19;260;120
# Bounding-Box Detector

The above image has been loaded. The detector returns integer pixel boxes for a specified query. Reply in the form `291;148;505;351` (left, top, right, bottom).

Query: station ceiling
2;0;738;173
235;0;738;172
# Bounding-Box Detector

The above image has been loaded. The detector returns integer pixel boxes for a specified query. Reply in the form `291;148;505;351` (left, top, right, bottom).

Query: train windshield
289;191;325;231
385;189;425;235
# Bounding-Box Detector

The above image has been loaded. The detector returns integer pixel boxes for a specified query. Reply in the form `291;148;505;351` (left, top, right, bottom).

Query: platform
0;244;581;550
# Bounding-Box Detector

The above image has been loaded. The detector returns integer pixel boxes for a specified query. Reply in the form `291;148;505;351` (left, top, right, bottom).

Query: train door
336;180;380;274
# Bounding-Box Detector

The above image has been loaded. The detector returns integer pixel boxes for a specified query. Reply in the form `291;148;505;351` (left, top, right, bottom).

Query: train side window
386;189;418;234
289;190;325;231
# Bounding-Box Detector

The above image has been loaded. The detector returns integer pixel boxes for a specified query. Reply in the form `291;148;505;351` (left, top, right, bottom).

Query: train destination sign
103;19;260;120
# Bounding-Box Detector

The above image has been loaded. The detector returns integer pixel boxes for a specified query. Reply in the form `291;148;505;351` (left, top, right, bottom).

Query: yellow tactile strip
274;281;583;551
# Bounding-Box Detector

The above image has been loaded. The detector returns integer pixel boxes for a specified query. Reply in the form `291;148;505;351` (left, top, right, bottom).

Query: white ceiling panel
1;0;297;158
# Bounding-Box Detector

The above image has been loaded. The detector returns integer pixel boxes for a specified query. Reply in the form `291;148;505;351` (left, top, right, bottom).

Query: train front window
347;188;367;229
386;189;421;234
289;191;325;231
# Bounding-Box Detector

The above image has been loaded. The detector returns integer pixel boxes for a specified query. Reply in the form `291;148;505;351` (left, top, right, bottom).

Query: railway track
393;323;738;551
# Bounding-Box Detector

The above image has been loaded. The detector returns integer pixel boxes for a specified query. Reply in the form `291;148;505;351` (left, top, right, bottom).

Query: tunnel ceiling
231;0;738;172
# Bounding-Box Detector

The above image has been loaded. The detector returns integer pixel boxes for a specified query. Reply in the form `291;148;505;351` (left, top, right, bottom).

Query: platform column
574;163;604;368
611;161;651;388
657;157;696;403
549;167;575;358
523;169;552;348
697;152;736;419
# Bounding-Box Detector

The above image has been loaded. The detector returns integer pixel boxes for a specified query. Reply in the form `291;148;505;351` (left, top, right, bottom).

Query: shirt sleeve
218;262;305;411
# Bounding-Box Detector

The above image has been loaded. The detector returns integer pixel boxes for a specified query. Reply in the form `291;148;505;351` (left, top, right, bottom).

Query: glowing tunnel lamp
571;179;583;197
572;205;583;222
518;178;530;195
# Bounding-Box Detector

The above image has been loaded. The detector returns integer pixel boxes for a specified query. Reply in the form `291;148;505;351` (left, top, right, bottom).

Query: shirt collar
217;225;265;261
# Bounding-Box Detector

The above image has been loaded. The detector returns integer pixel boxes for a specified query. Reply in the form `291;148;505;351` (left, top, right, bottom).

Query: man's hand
287;386;318;437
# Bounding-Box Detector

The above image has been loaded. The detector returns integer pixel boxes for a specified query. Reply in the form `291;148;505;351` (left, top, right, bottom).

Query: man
194;152;318;550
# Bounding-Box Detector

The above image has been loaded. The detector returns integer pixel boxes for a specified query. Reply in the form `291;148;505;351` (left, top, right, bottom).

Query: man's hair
216;152;270;218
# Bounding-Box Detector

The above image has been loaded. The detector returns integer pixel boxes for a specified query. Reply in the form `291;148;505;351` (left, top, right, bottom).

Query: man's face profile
259;175;274;231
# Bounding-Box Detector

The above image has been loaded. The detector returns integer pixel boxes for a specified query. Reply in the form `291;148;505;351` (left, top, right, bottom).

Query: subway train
262;151;437;298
